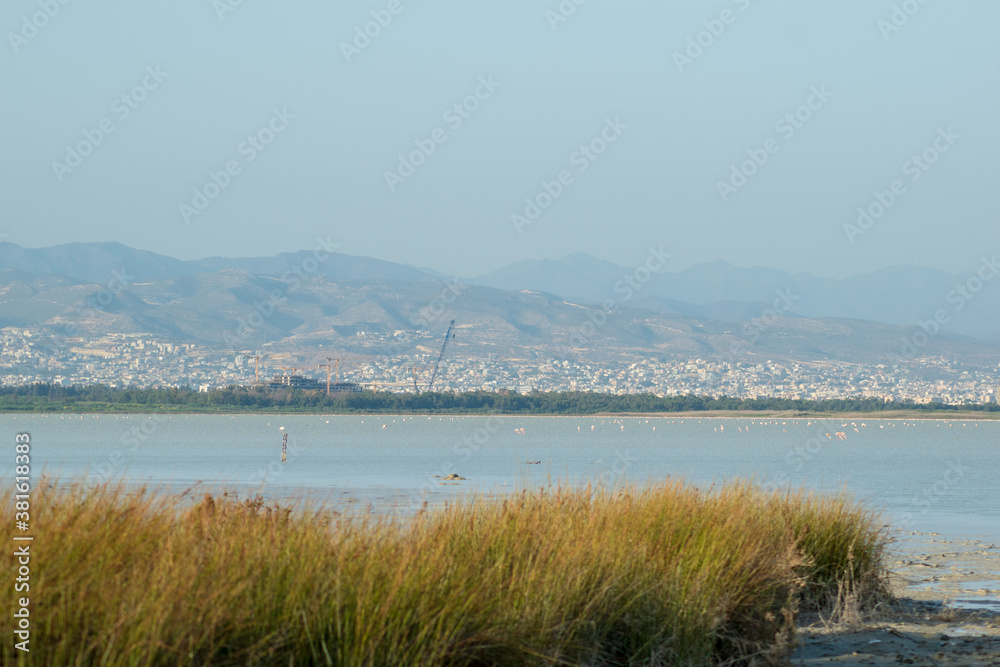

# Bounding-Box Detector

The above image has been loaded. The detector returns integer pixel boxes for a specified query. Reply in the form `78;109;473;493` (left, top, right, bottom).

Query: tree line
0;384;997;415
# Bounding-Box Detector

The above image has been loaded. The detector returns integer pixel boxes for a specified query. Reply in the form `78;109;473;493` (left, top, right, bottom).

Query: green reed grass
2;479;890;666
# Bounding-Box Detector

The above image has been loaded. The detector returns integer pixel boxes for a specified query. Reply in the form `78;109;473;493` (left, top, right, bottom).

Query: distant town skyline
3;2;997;279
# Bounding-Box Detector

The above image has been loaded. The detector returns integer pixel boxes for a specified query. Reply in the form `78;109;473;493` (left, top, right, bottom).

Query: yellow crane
243;353;266;383
409;365;433;392
319;362;332;395
314;357;368;394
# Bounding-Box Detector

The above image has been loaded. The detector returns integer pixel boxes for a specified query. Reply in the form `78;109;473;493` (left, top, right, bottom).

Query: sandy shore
791;533;1000;665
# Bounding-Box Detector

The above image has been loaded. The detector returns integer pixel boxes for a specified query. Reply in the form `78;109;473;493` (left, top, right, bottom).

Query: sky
2;1;998;279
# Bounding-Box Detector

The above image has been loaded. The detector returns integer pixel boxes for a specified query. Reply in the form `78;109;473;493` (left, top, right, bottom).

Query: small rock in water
441;473;466;481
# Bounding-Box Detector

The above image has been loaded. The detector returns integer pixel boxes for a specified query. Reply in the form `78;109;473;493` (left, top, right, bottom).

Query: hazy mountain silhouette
3;242;999;347
470;253;1000;339
0;241;433;285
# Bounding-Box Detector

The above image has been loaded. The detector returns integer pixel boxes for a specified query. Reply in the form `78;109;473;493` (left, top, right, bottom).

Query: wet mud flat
793;533;1000;665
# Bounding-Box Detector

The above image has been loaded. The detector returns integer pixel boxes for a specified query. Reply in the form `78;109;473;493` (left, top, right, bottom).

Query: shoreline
591;410;1000;420
793;532;1000;664
5;409;1000;420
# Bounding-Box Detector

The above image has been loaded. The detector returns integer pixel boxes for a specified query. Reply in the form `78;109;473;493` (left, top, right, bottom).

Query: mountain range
1;241;998;367
469;252;1000;341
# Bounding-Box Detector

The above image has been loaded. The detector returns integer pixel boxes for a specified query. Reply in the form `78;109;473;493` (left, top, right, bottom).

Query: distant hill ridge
0;241;432;285
1;241;998;340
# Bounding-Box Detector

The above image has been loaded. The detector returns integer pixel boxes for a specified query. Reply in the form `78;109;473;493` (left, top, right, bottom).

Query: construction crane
243;353;266;383
311;357;369;394
331;357;365;381
319;362;332;395
409;365;433;392
361;380;411;392
427;320;456;391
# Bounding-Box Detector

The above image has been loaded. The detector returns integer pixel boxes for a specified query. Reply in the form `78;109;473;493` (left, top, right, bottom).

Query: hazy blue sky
2;1;997;278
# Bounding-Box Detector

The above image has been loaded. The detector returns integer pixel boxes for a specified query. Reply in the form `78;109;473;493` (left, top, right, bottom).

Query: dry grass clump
1;479;890;666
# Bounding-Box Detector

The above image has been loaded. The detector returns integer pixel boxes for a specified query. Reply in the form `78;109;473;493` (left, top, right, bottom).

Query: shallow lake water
10;412;1000;607
8;413;997;538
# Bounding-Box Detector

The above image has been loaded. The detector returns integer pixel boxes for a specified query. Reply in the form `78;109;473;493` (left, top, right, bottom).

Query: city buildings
3;327;998;404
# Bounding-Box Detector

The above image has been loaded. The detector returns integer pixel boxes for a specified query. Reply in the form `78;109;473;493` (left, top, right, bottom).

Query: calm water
7;413;999;539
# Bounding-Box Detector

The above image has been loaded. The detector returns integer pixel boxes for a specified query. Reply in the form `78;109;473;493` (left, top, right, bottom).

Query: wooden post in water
281;432;288;463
